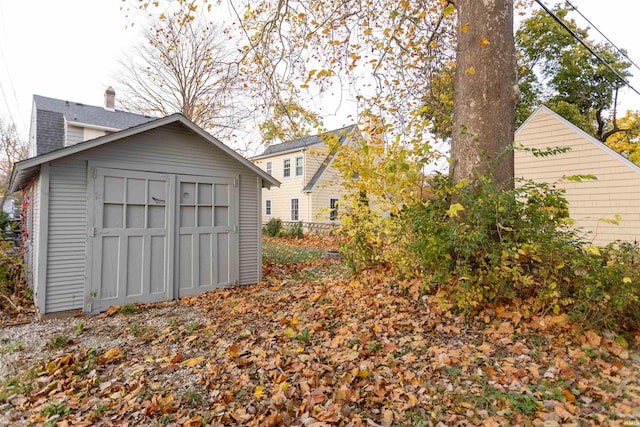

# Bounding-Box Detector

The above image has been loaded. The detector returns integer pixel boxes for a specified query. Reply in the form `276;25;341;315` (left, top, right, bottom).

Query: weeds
48;334;69;349
120;304;137;315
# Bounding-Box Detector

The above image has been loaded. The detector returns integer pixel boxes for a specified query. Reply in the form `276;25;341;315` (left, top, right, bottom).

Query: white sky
0;0;639;143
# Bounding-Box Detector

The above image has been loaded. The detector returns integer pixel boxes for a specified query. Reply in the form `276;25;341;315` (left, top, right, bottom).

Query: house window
265;199;272;216
283;159;291;177
266;161;272;176
330;198;339;221
295;156;303;176
291;198;299;221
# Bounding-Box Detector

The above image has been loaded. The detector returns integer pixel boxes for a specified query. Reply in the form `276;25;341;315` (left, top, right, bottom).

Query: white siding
254;150;309;222
311;161;345;222
515;107;640;245
42;122;263;312
254;143;335;223
65;125;84;147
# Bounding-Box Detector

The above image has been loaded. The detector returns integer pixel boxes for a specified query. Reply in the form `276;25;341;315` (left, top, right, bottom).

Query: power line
533;0;640;98
0;1;24;136
564;0;640;75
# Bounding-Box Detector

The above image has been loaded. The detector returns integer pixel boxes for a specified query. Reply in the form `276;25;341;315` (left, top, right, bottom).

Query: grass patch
48;334;70;349
262;240;324;264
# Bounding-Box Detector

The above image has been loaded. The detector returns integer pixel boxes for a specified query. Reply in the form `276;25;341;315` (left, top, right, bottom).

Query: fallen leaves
1;238;639;426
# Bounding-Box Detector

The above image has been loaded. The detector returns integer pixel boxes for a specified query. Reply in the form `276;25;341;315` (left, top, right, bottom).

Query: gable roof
516;105;640;176
33;95;156;155
11;114;280;192
252;125;357;160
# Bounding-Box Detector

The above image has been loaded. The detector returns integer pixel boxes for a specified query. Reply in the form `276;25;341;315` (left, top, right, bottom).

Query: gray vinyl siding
76;123;261;285
66;125;84;147
41;122;262;312
238;175;261;285
28;179;40;289
45;159;87;312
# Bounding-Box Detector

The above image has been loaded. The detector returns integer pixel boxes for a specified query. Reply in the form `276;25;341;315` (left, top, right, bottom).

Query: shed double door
88;168;237;312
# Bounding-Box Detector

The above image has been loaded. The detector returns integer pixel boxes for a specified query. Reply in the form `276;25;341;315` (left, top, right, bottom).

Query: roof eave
251;142;323;161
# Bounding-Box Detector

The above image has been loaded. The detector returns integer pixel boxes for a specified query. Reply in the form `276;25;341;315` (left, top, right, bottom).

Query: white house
251;125;357;225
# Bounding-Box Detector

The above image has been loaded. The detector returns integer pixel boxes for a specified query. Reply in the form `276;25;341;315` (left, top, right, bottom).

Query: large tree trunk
451;0;517;189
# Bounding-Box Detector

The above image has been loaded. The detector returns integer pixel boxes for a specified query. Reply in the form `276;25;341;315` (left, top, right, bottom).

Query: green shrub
264;217;282;237
340;168;640;332
284;221;304;239
397;173;584;310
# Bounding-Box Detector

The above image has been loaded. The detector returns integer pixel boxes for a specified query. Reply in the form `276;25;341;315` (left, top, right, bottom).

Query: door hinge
234;178;238;187
233;225;238;233
86;302;92;312
89;227;95;237
91;168;97;179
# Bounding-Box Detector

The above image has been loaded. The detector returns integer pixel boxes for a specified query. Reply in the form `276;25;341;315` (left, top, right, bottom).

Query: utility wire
534;0;640;98
564;0;640;75
0;1;23;136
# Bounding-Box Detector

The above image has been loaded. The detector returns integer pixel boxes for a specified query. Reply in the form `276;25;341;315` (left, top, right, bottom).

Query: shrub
264;217;282;237
0;239;25;298
341;169;640;332
284;221;304;239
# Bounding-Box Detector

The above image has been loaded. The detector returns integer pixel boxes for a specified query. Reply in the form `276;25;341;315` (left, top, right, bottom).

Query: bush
264;218;282;237
283;221;304;239
341;170;640;332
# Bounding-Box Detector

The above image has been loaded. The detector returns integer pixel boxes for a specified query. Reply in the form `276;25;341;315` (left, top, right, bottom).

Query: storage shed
515;105;640;245
11;114;280;315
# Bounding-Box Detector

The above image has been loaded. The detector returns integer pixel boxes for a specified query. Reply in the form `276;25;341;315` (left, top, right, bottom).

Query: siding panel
45;159;87;312
515;107;640;245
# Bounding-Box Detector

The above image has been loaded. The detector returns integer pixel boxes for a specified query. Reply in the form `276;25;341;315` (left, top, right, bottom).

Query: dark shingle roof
34;95;155;129
253;125;357;159
35;109;65;156
33;95;156;155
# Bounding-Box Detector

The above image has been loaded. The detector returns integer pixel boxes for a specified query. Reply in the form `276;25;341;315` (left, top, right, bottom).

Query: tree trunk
451;0;517;189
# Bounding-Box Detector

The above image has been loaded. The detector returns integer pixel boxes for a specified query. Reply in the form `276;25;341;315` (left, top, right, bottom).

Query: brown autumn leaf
229;344;242;358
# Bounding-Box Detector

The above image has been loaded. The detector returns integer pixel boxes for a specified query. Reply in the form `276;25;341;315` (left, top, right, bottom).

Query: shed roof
516;105;640;176
11;114;280;192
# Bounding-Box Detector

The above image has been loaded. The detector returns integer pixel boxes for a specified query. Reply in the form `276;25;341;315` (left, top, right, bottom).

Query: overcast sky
1;0;639;143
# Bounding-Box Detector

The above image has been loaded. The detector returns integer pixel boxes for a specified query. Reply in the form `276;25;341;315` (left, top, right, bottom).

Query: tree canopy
115;13;249;140
515;5;638;145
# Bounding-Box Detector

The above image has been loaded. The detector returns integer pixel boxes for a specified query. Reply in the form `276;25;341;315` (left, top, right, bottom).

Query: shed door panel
90;168;170;310
177;176;237;296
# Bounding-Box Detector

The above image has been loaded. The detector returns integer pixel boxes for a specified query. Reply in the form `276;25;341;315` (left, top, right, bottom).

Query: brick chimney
104;86;116;111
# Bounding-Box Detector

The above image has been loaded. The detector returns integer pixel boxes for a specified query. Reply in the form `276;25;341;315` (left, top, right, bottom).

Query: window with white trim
283;159;291;177
329;198;339;221
265;199;272;216
291;198;299;221
266;161;272;176
295;155;303;176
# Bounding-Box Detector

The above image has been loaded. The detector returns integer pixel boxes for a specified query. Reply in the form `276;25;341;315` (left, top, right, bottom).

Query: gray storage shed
11;114;280;315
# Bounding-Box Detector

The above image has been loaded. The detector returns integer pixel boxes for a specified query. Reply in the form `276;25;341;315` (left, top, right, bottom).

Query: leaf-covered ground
1;238;639;426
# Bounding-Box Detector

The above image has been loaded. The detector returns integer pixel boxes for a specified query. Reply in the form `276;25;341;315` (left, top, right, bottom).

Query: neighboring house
29;88;155;157
2;197;18;220
11;108;279;316
252;125;357;224
515;105;640;246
